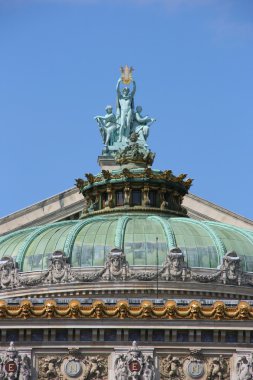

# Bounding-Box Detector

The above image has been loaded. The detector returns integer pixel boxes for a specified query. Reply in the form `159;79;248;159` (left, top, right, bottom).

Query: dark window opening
225;331;237;343
129;330;141;342
80;330;92;341
177;331;189;342
115;191;124;206
149;190;157;207
6;330;19;342
101;192;108;208
152;330;165;342
201;331;214;343
31;330;43;342
55;330;68;342
132;190;142;206
104;329;117;341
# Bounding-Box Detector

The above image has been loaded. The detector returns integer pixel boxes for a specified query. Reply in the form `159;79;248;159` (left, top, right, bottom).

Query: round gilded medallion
187;361;204;378
64;359;82;378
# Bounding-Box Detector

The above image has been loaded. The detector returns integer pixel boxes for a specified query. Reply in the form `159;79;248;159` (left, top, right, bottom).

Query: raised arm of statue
131;80;136;98
116;78;122;97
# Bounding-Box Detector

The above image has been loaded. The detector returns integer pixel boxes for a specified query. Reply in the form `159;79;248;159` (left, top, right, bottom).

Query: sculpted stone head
189;301;201;319
20;299;32;318
117;300;129;319
222;251;240;281
238;301;250;319
105;105;113;113
0;299;7;317
122;87;130;96
93;300;105;318
165;300;177;317
44;300;57;317
141;301;153;318
213;301;226;319
69;300;81;317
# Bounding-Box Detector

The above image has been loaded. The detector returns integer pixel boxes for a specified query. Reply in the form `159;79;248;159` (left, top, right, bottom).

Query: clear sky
0;0;252;220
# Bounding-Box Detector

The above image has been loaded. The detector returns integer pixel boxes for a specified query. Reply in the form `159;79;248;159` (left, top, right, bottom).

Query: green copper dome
1;215;253;272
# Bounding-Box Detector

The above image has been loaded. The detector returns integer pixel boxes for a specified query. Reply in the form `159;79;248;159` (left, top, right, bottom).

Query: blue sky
0;0;252;219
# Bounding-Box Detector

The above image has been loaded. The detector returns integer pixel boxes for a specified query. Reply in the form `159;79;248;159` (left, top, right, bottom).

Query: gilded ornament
120;65;134;84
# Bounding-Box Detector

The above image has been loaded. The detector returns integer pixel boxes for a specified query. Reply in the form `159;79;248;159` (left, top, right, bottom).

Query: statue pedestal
98;155;119;171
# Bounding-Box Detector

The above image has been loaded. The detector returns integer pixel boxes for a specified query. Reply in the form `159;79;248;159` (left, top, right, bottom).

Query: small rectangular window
177;331;189;342
55;330;68;342
104;329;117;341
149;191;157;207
31;330;43;342
115;191;124;206
6;330;19;342
152;330;165;342
225;331;237;343
132;190;142;206
101;192;108;208
129;330;141;342
201;331;213;342
80;330;92;341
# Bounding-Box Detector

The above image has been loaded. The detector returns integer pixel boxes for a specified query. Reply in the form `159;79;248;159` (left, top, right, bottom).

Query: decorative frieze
0;249;251;291
1;298;253;320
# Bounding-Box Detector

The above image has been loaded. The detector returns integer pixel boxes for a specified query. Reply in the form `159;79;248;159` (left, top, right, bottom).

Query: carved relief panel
37;349;108;380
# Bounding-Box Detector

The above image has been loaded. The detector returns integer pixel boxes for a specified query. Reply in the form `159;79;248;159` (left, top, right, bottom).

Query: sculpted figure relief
160;355;184;379
236;356;253;380
115;341;155;380
94;69;156;153
0;342;32;380
116;77;136;142
207;356;229;380
161;248;187;281
0;257;19;289
95;105;118;146
47;251;72;284
102;248;130;281
133;105;156;145
221;251;241;285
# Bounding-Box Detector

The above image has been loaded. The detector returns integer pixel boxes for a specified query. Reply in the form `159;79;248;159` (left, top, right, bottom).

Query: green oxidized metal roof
1;215;253;272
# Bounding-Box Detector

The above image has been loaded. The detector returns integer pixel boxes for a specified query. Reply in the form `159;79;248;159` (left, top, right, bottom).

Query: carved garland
0;299;252;320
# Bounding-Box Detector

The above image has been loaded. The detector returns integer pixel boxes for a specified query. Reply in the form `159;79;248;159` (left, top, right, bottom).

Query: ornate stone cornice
0;299;252;320
75;168;193;192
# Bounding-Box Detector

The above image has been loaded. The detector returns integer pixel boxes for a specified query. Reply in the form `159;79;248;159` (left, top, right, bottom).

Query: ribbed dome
1;215;253;272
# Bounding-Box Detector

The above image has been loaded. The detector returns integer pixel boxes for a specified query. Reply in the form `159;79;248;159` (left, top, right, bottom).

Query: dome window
115;190;124;206
101;192;108;208
149;190;157;207
132;190;142;206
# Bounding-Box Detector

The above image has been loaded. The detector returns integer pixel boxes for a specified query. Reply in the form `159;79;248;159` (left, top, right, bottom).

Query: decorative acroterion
120;65;134;84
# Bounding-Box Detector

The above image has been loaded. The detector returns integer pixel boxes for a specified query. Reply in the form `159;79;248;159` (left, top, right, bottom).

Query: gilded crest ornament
120;65;134;84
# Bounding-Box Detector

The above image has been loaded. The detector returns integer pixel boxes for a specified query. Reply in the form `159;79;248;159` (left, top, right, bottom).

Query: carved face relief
20;300;32;319
141;301;153;318
69;300;80;317
190;301;201;319
93;301;104;318
213;302;226;319
238;302;250;319
0;300;7;317
44;300;56;317
111;256;121;271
